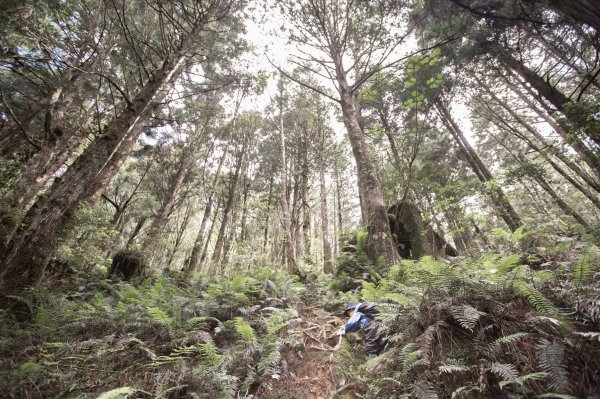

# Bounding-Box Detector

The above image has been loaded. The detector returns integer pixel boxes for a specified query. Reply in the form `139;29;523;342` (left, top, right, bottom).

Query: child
338;301;388;357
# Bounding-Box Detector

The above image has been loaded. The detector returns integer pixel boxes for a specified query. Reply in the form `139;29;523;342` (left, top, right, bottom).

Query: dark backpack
358;302;379;316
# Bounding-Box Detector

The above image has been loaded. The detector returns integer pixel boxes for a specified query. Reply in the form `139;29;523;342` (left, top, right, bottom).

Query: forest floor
255;303;362;399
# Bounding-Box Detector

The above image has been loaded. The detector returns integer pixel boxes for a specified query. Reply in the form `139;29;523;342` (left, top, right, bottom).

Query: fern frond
411;381;438;399
572;245;599;285
451;385;481;399
417;321;447;363
146;306;173;330
233;317;257;342
513;282;558;315
497;254;521;274
487;332;529;354
489;362;518;380
97;387;136;399
536;339;570;393
537;394;578;399
450;305;486;331
499;372;549;389
438;364;470;374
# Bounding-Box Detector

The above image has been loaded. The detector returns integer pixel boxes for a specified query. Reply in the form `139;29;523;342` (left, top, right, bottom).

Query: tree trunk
186;144;230;273
301;140;311;259
212;146;245;265
126;217;147;249
0;30;192;296
320;156;333;273
199;196;221;270
435;99;523;231
141;149;193;260
336;66;399;265
278;97;297;273
262;173;275;254
498;48;600;146
483;80;600;187
507;73;600;179
517;155;589;227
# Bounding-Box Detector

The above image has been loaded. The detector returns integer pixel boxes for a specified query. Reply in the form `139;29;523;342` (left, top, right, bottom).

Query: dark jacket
344;304;387;355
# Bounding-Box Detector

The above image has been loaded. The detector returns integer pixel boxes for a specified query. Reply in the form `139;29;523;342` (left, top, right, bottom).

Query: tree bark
435;99;523;231
212;144;245;265
498;48;600;146
141;147;194;260
125;217;147;249
0;27;193;296
300;139;311;259
186;143;229;273
506;74;600;180
319;154;333;273
337;68;399;265
278;94;298;273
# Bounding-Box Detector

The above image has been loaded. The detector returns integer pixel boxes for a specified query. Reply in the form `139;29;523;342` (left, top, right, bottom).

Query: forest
0;0;599;398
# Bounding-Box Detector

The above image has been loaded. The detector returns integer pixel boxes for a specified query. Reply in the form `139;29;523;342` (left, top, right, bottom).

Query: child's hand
337;328;346;336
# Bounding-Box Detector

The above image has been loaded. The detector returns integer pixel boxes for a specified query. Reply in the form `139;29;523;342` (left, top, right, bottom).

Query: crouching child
338;301;388;358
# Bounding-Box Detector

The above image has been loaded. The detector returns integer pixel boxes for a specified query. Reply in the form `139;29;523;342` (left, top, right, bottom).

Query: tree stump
108;250;147;280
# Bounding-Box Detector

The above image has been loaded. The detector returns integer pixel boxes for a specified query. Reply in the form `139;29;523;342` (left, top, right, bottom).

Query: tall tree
0;0;244;300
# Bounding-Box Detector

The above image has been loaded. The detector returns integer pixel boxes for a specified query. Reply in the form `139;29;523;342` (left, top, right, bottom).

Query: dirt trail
255;303;362;399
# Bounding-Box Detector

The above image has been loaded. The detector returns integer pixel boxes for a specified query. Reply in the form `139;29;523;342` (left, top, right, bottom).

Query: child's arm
344;312;362;333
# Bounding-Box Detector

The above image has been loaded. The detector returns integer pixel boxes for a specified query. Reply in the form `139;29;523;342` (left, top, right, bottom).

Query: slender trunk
435;99;522;231
334;160;344;250
166;207;192;270
515;154;589;226
141;150;193;258
125;217;147;249
199;196;221;269
278;98;297;273
507;74;600;179
320;157;333;273
212;146;245;264
262;173;274;253
484;81;600;188
499;48;600;146
187;144;229;273
0;30;191;295
301;141;311;259
239;179;250;242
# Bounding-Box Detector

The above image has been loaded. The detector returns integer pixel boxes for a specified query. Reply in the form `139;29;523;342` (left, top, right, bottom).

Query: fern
451;385;481;398
487;332;529;354
400;342;421;369
572;245;598;285
499;371;549;390
536;339;570;393
233;317;257;342
198;343;221;365
411;381;438;399
96;387;136;399
537;394;578;399
152;345;202;367
489;362;518;380
450;305;486;331
438;364;470;374
513;281;558;315
146;306;174;330
497;254;522;274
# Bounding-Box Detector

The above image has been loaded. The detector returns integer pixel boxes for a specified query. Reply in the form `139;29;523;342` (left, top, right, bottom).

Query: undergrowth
0;268;305;399
329;227;600;398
